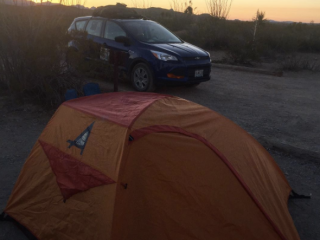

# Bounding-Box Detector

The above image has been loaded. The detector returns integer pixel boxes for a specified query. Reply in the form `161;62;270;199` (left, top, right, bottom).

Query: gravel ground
0;68;319;239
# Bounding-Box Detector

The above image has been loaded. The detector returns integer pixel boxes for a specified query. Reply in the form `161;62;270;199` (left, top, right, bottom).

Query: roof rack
92;3;144;19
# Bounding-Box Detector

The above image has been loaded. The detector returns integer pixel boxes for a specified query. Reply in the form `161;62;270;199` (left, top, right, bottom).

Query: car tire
131;63;155;92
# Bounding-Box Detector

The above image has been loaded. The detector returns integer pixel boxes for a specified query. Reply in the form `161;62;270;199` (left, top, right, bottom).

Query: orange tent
4;92;300;240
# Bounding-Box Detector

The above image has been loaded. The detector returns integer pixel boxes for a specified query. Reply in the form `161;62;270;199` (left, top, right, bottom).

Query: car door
85;18;105;59
101;21;130;71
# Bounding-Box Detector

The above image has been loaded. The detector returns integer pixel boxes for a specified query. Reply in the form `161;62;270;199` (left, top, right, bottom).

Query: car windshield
122;21;182;43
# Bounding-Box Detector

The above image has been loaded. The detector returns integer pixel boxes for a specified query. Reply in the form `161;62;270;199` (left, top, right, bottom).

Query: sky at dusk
47;0;320;23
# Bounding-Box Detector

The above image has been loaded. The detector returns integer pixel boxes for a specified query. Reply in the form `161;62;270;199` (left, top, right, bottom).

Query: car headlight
151;50;178;61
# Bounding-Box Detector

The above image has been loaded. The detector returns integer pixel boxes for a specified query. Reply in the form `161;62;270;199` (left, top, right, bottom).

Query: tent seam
128;95;171;129
129;125;288;240
62;104;128;128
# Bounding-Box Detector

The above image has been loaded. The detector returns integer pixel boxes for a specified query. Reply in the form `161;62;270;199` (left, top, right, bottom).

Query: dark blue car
68;16;211;91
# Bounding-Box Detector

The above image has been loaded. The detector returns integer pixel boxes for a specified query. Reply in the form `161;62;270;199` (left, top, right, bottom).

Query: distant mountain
133;7;175;18
133;7;205;20
268;19;295;24
1;0;93;9
71;4;87;9
1;0;35;6
1;3;314;24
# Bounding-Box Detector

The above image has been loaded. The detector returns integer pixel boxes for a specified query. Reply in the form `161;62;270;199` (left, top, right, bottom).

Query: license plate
195;69;203;77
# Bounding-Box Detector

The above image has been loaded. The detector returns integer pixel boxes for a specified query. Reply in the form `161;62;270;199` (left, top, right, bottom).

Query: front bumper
152;59;212;85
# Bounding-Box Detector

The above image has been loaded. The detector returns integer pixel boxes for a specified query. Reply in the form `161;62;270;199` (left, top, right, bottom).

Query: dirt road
0;68;319;239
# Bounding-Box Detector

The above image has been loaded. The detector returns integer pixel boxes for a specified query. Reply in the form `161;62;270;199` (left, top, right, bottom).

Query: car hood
147;42;209;58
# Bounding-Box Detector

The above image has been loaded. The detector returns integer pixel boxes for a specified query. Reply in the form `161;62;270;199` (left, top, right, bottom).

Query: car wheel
131;63;155;92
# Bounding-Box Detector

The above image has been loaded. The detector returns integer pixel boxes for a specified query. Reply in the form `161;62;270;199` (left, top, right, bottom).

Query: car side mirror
115;36;131;46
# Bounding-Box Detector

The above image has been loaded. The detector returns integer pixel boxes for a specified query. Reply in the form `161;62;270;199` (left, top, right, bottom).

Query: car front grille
183;56;210;61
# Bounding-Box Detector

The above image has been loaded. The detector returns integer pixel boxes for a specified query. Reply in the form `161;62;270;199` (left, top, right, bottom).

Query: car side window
104;21;126;40
75;20;87;31
86;20;103;37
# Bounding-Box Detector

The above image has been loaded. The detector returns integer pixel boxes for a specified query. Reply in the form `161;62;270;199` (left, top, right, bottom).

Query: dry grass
280;54;320;71
0;4;95;106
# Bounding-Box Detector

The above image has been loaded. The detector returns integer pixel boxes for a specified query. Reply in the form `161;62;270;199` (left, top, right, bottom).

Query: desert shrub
0;4;95;106
205;0;233;20
257;22;320;55
225;26;263;64
280;54;320;71
171;16;232;50
156;11;195;32
156;11;320;63
226;39;259;65
257;24;299;54
136;7;320;63
297;24;320;52
187;18;261;64
195;17;230;49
